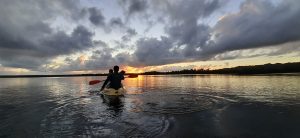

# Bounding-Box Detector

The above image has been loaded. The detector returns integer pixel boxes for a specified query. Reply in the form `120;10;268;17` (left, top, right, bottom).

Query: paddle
89;74;139;85
89;80;103;85
127;74;139;78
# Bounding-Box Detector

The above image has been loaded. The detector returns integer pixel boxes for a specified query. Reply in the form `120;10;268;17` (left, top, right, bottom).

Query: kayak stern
102;87;126;96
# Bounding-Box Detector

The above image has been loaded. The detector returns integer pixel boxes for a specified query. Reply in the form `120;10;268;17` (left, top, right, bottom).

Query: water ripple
127;92;236;115
39;94;171;137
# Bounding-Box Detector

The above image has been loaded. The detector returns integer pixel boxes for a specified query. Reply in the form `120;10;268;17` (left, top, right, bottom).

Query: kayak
102;87;126;96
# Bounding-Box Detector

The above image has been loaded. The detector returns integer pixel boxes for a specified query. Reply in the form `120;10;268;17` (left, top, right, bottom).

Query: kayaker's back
107;73;124;90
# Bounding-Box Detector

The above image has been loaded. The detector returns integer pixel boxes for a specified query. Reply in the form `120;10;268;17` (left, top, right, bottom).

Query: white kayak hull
102;87;126;96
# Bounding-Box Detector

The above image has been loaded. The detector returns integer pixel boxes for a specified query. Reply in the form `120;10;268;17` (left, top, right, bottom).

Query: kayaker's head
113;65;119;73
120;70;125;75
109;69;113;74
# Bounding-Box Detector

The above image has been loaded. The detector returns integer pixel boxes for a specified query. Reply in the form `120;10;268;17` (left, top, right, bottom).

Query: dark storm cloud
120;0;148;16
126;28;137;36
88;7;106;26
121;28;137;42
51;41;115;71
128;0;148;15
93;40;108;47
2;0;300;72
58;36;177;71
205;0;300;55
132;37;183;66
128;0;300;66
123;0;221;66
40;25;94;56
109;17;125;27
47;0;300;72
87;51;137;70
0;0;95;70
167;23;211;57
0;52;49;70
85;50;116;70
159;0;220;59
159;0;220;22
0;25;94;69
212;41;300;61
260;41;300;57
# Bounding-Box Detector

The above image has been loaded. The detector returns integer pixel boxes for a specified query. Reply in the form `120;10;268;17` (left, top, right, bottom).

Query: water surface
0;75;299;137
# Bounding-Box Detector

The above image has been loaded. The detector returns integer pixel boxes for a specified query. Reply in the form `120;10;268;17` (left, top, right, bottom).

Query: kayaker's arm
120;70;125;80
101;76;110;91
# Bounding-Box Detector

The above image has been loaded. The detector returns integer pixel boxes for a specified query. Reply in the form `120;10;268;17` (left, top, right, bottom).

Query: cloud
55;52;134;72
52;36;176;71
266;41;300;56
40;25;94;56
167;23;212;57
121;28;137;42
0;25;94;69
201;42;300;61
156;0;220;22
0;0;95;70
123;0;222;65
126;0;300;66
206;0;300;55
132;37;181;66
109;17;125;27
151;65;197;72
140;0;221;61
50;40;133;71
88;7;106;26
120;0;148;16
45;0;300;71
1;0;300;73
126;28;137;36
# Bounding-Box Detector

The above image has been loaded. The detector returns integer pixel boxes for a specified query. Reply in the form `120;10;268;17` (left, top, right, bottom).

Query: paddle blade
127;74;138;78
89;80;102;85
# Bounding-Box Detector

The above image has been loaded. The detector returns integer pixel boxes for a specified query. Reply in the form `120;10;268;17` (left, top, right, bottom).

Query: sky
0;0;299;75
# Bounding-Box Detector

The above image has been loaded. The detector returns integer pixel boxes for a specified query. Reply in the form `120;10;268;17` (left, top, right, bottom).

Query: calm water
0;75;300;137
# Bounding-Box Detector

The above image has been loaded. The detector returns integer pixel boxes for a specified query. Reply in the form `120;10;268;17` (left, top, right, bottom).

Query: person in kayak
109;69;113;74
105;69;114;88
101;66;125;91
120;70;125;75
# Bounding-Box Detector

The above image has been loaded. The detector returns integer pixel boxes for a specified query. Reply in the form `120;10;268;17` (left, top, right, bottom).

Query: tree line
143;62;300;75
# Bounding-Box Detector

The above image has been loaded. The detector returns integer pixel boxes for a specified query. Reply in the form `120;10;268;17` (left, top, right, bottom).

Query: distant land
143;62;300;75
0;62;299;78
0;74;106;78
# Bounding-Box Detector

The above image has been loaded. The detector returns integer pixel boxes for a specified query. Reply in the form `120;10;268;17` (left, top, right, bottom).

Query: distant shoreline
0;73;140;78
1;62;299;78
142;62;300;75
1;72;300;78
0;74;107;78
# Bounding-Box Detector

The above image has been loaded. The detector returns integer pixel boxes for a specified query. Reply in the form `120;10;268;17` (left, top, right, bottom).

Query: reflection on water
124;75;300;104
0;75;300;137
